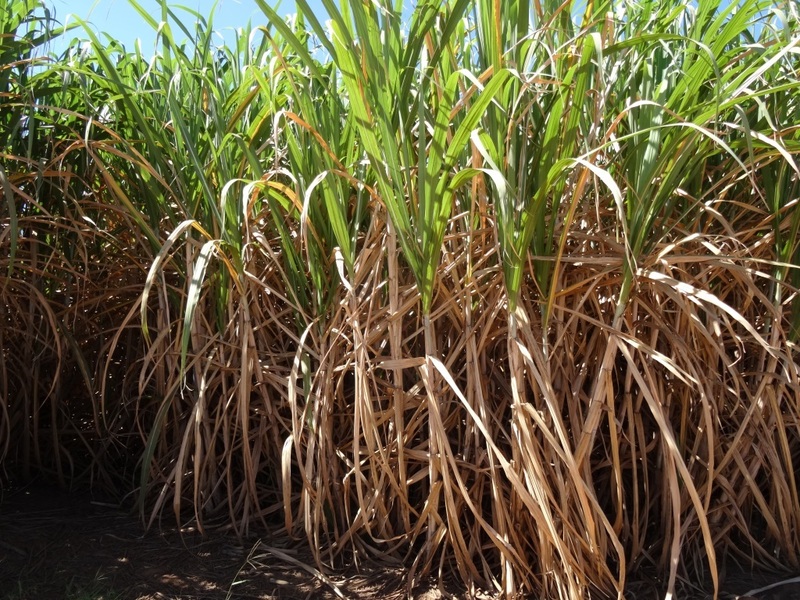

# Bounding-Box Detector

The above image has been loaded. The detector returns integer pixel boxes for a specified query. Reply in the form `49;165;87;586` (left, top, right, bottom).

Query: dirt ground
0;481;493;600
1;482;799;600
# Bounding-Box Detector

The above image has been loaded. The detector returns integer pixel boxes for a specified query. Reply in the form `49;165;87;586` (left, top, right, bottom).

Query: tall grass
2;0;799;597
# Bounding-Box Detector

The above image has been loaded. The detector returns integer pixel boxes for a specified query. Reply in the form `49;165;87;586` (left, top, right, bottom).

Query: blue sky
45;0;328;52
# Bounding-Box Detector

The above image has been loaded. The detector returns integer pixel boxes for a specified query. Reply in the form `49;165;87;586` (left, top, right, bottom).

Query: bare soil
1;482;799;600
0;481;491;600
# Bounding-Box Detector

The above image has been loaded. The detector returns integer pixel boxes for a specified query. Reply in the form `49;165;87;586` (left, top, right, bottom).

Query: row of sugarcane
2;0;799;597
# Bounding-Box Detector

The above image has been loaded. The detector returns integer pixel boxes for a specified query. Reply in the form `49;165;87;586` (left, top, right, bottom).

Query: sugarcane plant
1;0;799;598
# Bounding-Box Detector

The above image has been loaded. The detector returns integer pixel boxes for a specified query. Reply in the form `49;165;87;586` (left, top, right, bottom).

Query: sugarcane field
2;0;800;598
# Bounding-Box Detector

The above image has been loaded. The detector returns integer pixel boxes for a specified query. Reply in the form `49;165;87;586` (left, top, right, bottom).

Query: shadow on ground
0;481;464;600
1;482;799;599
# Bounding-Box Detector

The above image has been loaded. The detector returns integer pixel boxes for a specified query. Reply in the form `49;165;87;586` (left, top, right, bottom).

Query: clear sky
44;0;328;53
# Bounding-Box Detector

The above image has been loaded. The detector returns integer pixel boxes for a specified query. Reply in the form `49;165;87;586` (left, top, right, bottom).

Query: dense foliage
2;0;799;597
